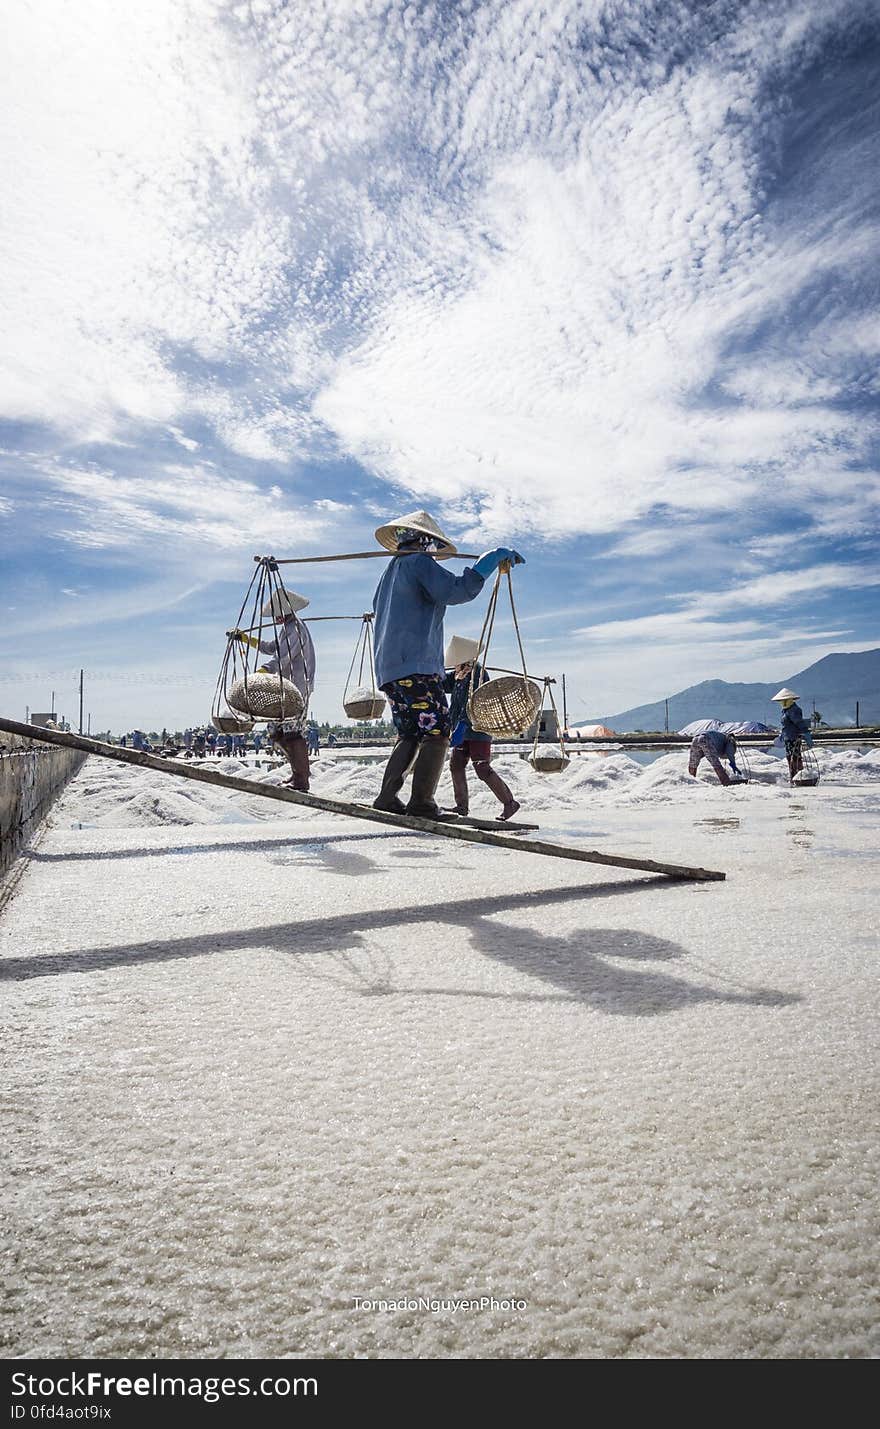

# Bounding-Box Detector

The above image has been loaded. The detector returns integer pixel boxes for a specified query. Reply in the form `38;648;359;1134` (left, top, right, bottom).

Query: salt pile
57;743;880;831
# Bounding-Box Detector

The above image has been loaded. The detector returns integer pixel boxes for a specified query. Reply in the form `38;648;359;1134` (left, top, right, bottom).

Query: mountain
583;648;880;732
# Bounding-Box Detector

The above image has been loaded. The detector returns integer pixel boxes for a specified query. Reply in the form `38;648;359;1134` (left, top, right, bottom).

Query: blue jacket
780;703;811;744
444;664;489;743
373;554;484;686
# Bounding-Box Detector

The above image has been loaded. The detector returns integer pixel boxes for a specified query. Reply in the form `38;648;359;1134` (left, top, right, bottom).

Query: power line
0;670;207;685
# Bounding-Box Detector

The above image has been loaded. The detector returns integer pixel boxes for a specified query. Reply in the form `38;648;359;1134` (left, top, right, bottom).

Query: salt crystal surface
1;747;877;1359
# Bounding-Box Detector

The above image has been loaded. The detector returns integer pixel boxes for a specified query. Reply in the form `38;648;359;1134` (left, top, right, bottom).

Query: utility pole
25;704;29;723
87;712;91;736
562;673;568;731
855;700;860;728
665;698;669;734
79;669;84;735
51;690;55;717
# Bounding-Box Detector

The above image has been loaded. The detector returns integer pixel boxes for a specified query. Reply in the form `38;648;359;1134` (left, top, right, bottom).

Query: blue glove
473;547;526;579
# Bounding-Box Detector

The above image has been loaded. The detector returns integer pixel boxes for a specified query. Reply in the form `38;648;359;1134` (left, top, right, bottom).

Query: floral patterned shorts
381;674;451;741
266;715;307;740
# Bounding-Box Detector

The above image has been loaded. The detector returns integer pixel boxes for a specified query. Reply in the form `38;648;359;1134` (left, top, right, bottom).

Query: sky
1;0;878;732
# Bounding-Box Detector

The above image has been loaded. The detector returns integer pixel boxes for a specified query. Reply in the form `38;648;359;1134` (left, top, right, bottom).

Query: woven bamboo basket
529;752;570;773
227;672;304;721
344;687;386;720
468;675;542;737
212;713;254;734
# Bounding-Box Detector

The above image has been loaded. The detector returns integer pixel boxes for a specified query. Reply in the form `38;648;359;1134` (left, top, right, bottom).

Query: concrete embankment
0;731;86;883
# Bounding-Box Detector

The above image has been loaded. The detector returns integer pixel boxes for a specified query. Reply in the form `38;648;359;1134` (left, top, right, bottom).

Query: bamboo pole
230;616;366;634
0;717;725;882
255;551;479;565
488;667;555;682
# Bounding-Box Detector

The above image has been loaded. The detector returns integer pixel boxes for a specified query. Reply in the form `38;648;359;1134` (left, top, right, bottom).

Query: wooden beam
0;717;725;882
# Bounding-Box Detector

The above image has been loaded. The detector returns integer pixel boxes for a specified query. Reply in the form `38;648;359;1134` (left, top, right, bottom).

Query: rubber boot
276;733;310;792
406;737;450;819
449;747;470;815
373;737;418;813
473;759;520;820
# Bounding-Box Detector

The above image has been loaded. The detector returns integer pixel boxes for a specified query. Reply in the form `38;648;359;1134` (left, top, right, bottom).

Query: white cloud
574;563;880;644
3;0;875;523
27;458;336;555
1;0;877;720
700;562;880;613
310;6;878;541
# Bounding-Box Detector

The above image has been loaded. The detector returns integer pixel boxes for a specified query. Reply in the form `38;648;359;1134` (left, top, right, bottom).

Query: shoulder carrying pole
0;718;725;882
255;551;479;565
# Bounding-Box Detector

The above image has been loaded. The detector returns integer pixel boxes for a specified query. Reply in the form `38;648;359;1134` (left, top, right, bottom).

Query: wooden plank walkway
0;718;726;882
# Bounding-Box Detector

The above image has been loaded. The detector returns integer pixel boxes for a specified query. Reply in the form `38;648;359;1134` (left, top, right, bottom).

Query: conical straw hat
261;587;310;619
445;635;480;667
771;687;799;702
374;509;457;558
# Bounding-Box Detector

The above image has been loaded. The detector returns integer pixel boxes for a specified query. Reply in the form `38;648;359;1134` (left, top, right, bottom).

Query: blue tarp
679;719;776;736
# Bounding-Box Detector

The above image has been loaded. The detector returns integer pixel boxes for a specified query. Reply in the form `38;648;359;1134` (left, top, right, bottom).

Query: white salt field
1;747;878;1358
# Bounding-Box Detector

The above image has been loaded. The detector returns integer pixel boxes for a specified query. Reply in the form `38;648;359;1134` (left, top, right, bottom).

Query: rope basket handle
263;563;310;720
344;614;376;702
213;559;262;723
531;678;569;764
468;565;529;708
215;559;311;724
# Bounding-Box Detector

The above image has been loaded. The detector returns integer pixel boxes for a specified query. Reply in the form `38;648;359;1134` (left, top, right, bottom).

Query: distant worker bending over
371;509;523;819
688;729;742;787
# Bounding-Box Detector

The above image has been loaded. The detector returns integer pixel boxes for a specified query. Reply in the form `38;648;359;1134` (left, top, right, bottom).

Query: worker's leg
376;675;451;816
274;731;310;792
705;748;732;786
407;735;451;818
471;740;520;819
449;744;470;815
378;675;452;819
373;737;418;813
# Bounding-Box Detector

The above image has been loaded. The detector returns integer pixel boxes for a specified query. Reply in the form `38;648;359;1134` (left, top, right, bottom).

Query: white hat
771;687;799;702
445;634;480;667
374;509;457;558
261;587;309;620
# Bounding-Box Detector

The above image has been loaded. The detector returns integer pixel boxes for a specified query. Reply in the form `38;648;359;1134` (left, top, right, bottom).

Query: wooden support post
0;717;725;882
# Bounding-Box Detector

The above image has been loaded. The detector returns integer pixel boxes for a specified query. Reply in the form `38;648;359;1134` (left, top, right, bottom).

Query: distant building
522;708;559;742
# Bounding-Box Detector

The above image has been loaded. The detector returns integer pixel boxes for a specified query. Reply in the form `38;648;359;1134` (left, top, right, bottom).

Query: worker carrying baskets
444;635;521;820
227;584;316;792
370;509;524;818
771;688;819;785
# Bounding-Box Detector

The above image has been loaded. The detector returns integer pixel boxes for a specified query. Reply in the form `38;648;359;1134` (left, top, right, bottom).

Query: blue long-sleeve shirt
373;553;485;687
780;703;810;744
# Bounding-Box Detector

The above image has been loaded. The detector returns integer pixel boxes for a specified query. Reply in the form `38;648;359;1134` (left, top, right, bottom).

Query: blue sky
1;0;878;731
